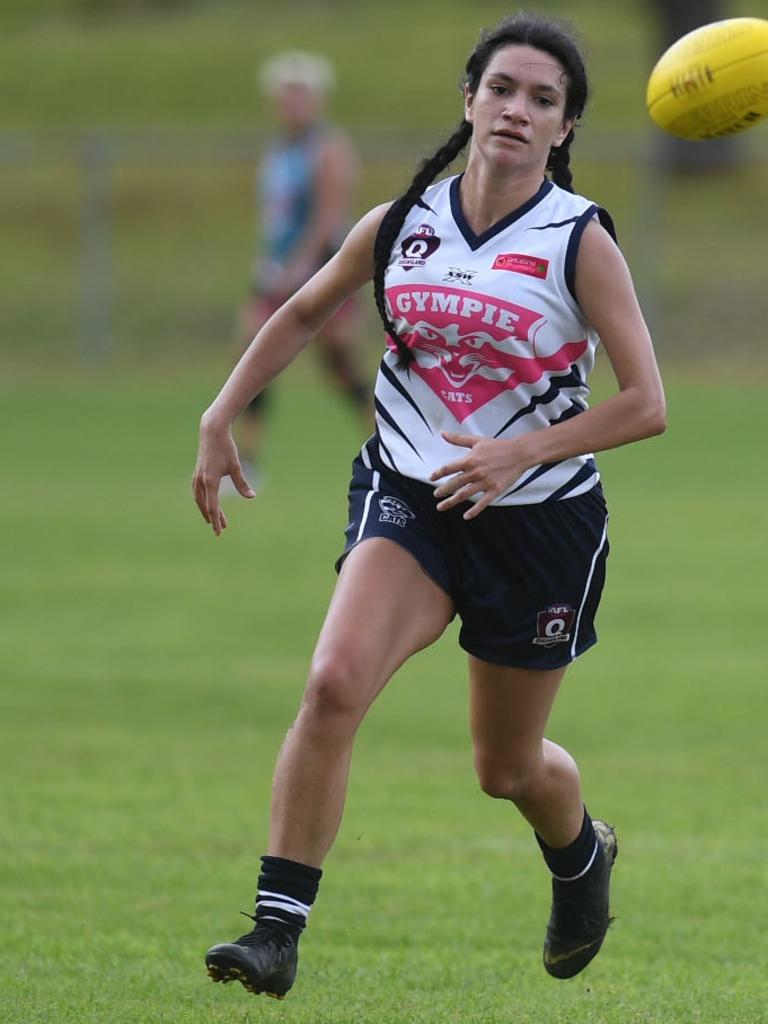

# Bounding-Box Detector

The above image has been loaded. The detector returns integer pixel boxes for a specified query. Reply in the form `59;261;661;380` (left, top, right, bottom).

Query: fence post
632;139;666;355
80;134;113;360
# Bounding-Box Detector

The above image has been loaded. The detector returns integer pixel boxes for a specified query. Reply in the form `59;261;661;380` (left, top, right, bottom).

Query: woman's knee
301;650;373;724
474;749;540;802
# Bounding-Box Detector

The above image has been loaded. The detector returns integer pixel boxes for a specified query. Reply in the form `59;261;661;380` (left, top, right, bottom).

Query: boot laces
235;911;294;949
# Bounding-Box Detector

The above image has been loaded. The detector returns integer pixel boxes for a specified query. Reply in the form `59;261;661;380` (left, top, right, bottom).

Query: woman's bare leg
268;539;455;866
468;657;583;847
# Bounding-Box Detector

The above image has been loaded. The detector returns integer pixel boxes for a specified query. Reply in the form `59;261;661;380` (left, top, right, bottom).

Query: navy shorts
336;442;610;670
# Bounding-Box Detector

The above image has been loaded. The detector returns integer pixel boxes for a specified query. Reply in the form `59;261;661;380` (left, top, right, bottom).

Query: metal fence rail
2;129;767;363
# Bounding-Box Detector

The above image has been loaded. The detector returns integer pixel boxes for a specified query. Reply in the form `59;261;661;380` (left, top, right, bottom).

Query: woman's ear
463;83;474;124
553;117;576;148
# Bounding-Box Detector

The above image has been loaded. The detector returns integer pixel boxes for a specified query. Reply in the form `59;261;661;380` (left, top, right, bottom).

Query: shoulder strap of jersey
597;207;617;243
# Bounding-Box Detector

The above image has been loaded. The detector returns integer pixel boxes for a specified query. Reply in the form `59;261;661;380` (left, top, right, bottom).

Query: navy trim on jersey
450;175;554;251
597;207;618;243
378;359;434;433
564;203;598;302
374;398;424;461
547;460;599;501
502;460;564;500
376;433;398;473
499;401;587;498
499;402;592;500
499;439;593;501
527;215;581;231
493;366;586;438
362;437;377;466
549;400;587;426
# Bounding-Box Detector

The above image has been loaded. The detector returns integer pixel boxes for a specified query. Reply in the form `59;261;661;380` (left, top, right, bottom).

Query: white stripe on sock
551;837;599;882
258;890;311;912
257;899;310;920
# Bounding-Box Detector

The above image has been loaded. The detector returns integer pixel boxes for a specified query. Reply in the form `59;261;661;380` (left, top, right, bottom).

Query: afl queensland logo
533;604;575;647
398;224;441;271
378;495;416;528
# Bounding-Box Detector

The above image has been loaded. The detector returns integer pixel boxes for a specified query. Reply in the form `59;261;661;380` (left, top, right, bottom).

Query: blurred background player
233;50;371;490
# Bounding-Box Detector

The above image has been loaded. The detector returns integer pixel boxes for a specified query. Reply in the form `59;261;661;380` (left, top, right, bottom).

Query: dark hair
374;12;589;366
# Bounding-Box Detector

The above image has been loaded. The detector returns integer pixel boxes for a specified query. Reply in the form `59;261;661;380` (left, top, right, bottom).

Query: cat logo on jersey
492;253;549;279
398;224;441;271
532;604;575;647
384;283;588;422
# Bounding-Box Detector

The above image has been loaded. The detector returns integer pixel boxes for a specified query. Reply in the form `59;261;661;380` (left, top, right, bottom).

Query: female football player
193;12;666;999
232;51;370;490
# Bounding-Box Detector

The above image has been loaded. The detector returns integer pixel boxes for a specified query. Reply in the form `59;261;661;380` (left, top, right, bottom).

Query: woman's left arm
431;218;667;518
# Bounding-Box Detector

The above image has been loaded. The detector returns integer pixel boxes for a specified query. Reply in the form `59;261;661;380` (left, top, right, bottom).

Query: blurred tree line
1;0;344;22
1;0;188;23
3;0;730;30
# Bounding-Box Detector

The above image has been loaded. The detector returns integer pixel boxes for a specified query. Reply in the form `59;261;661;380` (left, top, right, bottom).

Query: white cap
259;51;336;96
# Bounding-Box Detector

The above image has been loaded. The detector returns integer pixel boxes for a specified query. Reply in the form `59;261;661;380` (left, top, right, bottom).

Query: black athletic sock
536;808;598;881
254;855;323;940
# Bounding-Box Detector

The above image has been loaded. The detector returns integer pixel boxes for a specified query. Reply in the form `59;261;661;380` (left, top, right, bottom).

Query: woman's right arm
192;201;390;535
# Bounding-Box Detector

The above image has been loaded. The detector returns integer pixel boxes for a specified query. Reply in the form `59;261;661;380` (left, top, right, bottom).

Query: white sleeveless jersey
372;174;609;505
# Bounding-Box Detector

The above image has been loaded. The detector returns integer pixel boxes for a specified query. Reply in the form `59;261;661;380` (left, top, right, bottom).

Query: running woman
193;13;666;999
234;51;370;488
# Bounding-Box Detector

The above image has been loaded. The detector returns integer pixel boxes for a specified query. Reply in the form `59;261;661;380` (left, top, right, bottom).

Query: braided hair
373;13;589;366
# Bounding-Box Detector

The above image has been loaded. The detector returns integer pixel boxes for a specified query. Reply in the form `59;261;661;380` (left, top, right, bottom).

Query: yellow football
646;17;768;140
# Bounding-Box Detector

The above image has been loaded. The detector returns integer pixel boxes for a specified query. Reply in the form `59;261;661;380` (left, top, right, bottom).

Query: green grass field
2;1;768;1019
2;360;766;1023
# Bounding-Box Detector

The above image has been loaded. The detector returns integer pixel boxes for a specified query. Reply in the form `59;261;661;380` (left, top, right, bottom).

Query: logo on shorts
398;224;441;270
532;604;575;647
378;495;415;528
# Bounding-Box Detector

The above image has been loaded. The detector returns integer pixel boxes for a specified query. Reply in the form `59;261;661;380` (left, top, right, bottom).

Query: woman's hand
430;431;532;520
192;418;255;536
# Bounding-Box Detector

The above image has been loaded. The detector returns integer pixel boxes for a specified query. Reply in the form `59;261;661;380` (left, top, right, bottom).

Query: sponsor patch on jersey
398;224;441;270
532;604;575;647
378;495;416;528
492;253;549;279
443;267;478;286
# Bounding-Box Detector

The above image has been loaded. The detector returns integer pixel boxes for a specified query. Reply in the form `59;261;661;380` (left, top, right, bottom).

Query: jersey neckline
449;175;553;252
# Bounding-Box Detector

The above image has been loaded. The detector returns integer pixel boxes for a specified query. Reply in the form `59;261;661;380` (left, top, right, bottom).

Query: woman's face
464;44;574;174
271;82;324;134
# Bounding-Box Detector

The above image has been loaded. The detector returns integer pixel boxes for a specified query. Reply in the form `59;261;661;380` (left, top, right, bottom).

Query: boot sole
206;959;288;999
